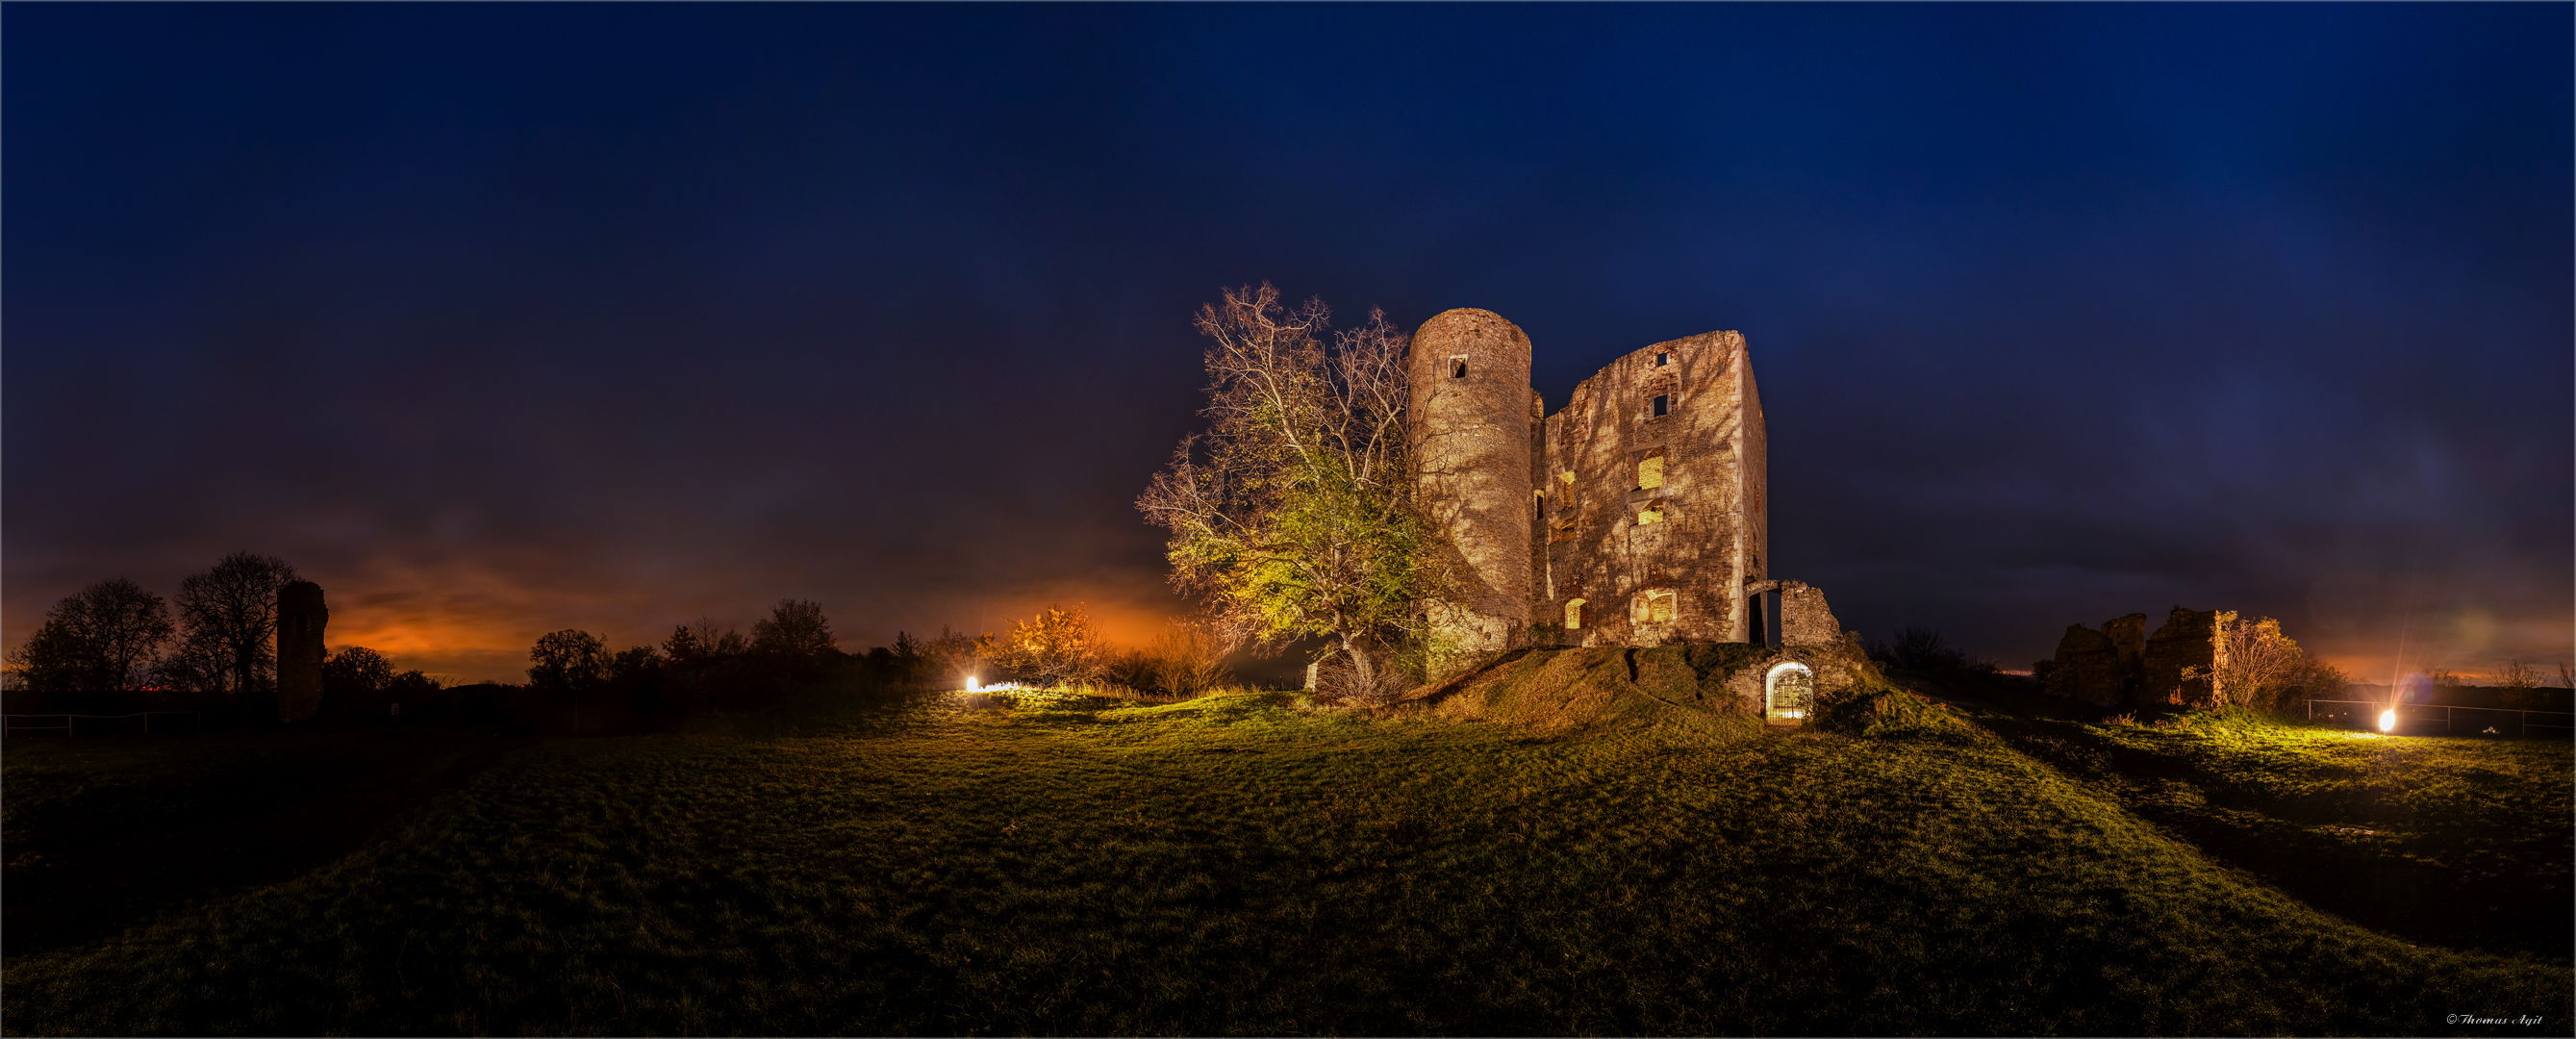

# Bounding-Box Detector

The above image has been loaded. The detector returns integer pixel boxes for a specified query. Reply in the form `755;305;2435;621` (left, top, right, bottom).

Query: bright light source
2377;708;2396;733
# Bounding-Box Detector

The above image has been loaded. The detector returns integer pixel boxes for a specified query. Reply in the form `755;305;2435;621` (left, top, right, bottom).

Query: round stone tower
1410;308;1534;672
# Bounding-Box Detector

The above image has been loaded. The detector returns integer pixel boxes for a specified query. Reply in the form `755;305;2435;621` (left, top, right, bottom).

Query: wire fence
2;711;207;738
2306;698;2574;739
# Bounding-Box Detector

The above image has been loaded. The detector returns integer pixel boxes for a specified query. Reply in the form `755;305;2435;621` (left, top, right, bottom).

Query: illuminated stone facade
1411;309;1843;675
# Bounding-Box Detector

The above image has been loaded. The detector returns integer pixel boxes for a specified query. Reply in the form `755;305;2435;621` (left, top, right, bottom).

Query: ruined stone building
275;581;329;723
1408;309;1855;716
2045;606;2230;708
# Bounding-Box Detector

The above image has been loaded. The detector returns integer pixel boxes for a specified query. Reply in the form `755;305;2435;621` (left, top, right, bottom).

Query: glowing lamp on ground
2377;709;2396;733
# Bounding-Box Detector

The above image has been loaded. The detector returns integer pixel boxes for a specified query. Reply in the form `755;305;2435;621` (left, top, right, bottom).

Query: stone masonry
1410;309;1841;676
275;581;329;723
1411;310;1537;663
2046;606;2229;709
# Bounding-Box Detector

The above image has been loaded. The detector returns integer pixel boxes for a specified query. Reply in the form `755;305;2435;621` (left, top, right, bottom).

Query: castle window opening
1550;520;1578;543
1765;662;1814;721
1637;589;1676;624
1652;393;1671;417
1565;598;1586;629
1637;503;1665;525
1636;448;1666;491
1655;352;1669;367
1452;356;1469;379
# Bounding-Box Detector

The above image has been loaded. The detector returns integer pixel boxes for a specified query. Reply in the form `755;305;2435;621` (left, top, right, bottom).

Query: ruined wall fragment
1536;330;1761;648
275;581;329;723
2141;607;2232;707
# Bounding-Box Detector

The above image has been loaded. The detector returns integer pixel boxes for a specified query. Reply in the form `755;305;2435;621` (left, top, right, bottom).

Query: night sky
7;4;2568;686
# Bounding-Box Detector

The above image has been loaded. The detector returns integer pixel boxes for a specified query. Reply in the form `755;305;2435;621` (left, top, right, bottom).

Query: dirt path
3;731;523;961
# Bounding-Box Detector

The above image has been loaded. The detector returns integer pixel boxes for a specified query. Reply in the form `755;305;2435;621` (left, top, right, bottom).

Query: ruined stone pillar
1410;308;1534;673
275;581;329;723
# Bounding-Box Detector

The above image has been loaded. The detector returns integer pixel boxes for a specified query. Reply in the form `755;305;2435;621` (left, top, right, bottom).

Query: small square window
1652;394;1670;417
1655;352;1669;367
1452;357;1469;379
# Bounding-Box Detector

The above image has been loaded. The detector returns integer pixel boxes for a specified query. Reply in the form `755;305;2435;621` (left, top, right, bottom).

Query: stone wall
2044;612;2146;707
2141;607;2232;707
275;581;329;723
1536;330;1763;648
1707;637;1873;721
2047;607;2229;709
1411;312;1820;668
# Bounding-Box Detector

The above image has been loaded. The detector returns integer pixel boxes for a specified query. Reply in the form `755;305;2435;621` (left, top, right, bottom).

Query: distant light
966;675;980;693
2378;708;2396;733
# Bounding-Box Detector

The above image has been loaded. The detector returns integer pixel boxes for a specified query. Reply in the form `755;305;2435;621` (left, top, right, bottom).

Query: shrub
2207;616;2346;714
1095;623;1238;700
998;606;1105;688
1866;625;1998;675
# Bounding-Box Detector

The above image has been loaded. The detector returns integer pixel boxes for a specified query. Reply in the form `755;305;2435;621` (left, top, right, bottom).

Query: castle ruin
1409;309;1854;713
2044;606;2231;709
275;580;329;723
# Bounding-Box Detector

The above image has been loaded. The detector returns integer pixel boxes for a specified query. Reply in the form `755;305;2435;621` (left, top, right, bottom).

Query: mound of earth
1380;643;1800;732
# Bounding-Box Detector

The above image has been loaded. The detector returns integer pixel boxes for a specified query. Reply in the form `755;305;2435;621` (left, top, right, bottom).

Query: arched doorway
1765;662;1814;722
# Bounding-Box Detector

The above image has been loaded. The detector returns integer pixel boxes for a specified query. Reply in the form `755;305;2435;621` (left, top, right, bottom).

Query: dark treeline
462;598;948;736
0;557;933;733
1;552;334;720
7;555;1245;735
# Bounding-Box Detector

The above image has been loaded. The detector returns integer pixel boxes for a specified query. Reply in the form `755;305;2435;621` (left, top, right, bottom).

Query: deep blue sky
7;3;2568;684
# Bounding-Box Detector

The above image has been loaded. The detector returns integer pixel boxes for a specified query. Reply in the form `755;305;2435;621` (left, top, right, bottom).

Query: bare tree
2497;659;2538;689
3;579;173;692
2210;616;2346;712
1138;283;1430;701
169;551;300;699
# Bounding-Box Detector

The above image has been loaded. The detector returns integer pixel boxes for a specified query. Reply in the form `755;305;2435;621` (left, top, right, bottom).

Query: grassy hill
4;659;2568;1035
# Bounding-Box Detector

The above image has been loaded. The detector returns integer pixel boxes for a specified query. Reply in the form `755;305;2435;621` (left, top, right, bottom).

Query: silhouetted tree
387;670;442;723
4;620;92;694
168;551;300;700
751;598;838;658
3;579;173;693
1137;284;1428;697
663;624;706;668
1866;625;1999;674
322;646;395;698
528;629;610;692
611;645;667;683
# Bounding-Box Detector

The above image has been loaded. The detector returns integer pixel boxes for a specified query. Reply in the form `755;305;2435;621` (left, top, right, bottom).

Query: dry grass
4;687;2566;1035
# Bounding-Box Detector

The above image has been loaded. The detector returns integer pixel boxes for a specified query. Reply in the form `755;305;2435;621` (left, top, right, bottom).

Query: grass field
4;680;2569;1035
